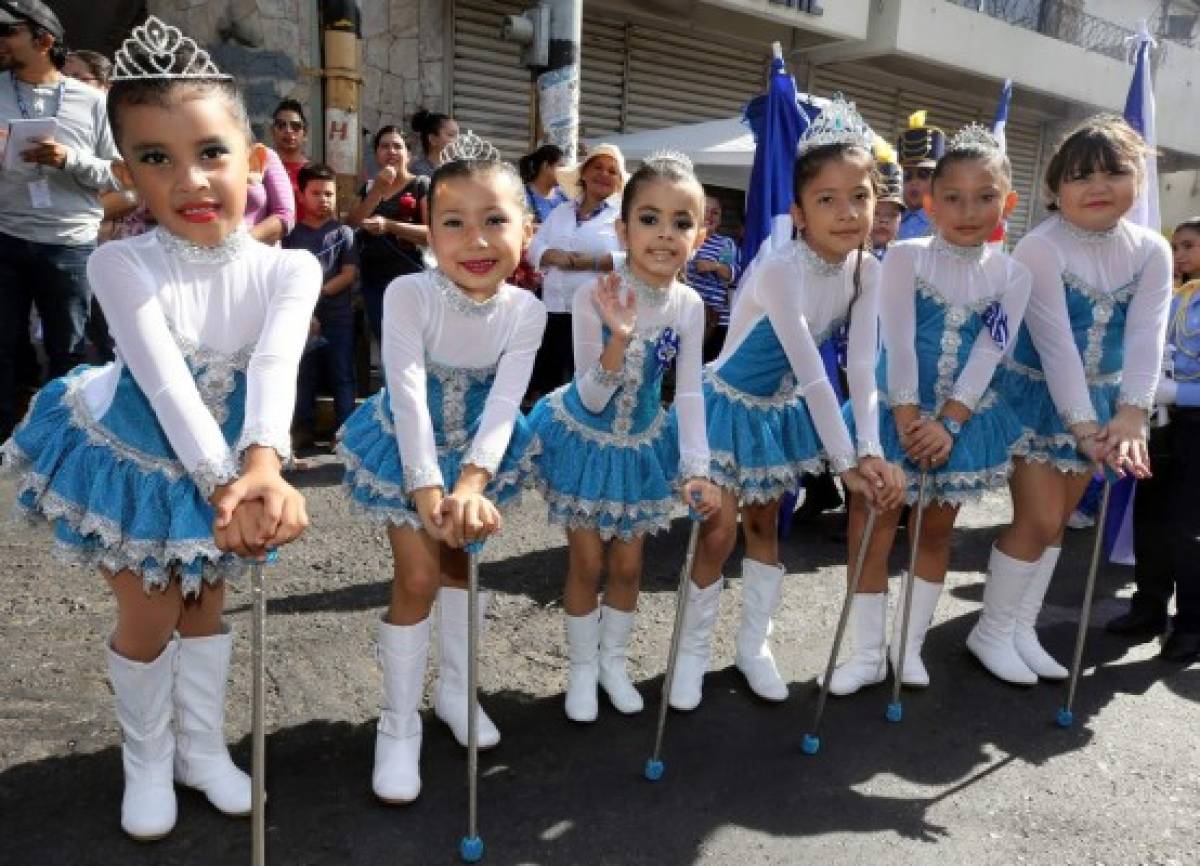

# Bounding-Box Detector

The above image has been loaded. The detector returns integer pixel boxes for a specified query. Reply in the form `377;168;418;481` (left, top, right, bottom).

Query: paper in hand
2;118;59;172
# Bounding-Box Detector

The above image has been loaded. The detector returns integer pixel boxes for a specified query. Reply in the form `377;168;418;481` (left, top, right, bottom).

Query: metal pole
251;557;268;866
887;470;930;724
459;542;485;863
540;0;583;162
1056;480;1113;728
801;507;880;755
644;510;704;781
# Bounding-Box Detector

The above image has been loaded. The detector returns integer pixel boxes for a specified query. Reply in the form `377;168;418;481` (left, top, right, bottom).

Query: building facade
76;0;1200;233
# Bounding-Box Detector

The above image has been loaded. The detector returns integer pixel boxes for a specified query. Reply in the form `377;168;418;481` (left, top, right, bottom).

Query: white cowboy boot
434;587;500;749
819;592;887;696
668;577;723;711
108;636;178;841
564;609;600;723
1014;546;1069;679
734;558;789;701
173;628;251;816
373;616;430;804
889;575;943;688
967;546;1039;685
598;605;644;714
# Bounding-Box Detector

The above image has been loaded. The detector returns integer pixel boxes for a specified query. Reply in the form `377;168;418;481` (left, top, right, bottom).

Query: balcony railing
945;0;1188;63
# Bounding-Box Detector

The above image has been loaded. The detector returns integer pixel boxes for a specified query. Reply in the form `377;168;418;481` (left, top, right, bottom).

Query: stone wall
146;0;448;163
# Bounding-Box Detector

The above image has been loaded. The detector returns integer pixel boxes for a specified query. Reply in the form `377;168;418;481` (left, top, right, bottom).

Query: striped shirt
685;233;741;325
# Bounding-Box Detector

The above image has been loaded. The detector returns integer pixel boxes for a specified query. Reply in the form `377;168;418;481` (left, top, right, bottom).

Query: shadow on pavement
1;601;1187;866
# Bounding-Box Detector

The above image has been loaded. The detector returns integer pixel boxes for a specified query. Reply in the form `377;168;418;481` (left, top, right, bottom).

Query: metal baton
887;470;930;724
251;549;276;866
644;500;705;781
459;540;486;863
802;506;880;755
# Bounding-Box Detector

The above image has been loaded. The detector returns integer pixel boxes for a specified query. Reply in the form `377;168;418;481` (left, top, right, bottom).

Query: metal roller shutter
452;0;533;160
624;25;764;132
580;16;626;139
811;64;1046;239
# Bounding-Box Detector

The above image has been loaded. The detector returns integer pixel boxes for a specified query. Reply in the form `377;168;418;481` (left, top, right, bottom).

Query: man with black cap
0;0;118;443
872;138;905;259
895;109;945;241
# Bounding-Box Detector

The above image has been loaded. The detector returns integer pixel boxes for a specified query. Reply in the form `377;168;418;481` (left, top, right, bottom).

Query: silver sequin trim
1118;389;1155;412
888;389;920;407
916;277;1003;414
1060;406;1100;426
828;453;856;474
155;225;252;265
233;424;293;466
170;329;255;426
431;268;500;318
192;454;240;498
1060;218;1119;245
931;234;986;263
588;363;624;389
704;367;798;410
790;238;845;278
544;385;667;448
677;455;712;481
619;265;672;308
1065;271;1136;379
857;440;884;459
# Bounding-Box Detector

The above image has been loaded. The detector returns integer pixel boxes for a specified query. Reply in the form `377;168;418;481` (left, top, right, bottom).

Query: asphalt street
1;459;1197;866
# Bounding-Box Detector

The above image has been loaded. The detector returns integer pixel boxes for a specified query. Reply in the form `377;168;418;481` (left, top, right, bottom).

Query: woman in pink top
243;145;296;245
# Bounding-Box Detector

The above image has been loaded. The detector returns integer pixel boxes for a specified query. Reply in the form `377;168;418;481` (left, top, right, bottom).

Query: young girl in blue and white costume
529;153;722;723
337;134;546;803
1;18;319;840
976;116;1172;684
825;125;1032;695
668;97;907;712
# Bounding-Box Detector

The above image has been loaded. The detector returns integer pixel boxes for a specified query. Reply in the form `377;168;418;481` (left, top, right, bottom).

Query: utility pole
501;0;583;162
319;0;362;210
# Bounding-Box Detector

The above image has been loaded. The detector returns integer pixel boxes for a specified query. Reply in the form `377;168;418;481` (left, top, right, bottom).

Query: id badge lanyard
11;73;66;207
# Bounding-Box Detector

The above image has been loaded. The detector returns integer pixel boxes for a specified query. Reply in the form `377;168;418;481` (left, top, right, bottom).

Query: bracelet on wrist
940;416;963;439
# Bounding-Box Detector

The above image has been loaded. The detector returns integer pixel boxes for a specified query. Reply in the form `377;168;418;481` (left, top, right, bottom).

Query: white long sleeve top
383;270;548;492
1011;215;1173;424
82;228;322;495
882;236;1032;412
714;240;883;468
527;199;622;314
571;272;710;479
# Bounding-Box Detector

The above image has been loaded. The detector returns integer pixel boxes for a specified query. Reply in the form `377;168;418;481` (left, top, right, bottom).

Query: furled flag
987;78;1013;247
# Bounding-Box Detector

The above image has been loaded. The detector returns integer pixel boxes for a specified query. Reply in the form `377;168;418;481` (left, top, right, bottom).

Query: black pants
529;312;574;398
702;324;727;364
1131;409;1200;633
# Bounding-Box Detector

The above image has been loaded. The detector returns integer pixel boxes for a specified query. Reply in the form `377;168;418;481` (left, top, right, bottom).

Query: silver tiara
798;94;874;155
947;122;1002;154
644;148;694;173
112;16;231;81
439;130;501;166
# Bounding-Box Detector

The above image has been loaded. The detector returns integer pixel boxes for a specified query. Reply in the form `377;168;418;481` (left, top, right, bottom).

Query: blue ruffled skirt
2;369;243;594
528;386;680;541
703;369;825;503
994;362;1116;474
338;391;537;528
856;393;1027;506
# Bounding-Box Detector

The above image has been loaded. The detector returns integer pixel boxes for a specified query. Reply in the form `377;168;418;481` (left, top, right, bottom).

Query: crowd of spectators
0;6;747;455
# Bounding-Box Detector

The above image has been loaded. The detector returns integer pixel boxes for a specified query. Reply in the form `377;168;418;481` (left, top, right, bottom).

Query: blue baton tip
800;734;820;755
459;835;484;862
644;758;664;781
1055;707;1074;728
885;702;903;723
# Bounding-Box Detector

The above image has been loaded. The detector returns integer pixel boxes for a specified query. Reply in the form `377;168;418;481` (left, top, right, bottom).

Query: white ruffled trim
708;449;824;504
12;468;242;595
545;387;668;448
705;367;798;410
537;482;675;541
235;424;293;467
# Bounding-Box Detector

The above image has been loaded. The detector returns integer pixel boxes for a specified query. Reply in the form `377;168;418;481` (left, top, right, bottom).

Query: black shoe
1160;630;1200;664
1105;605;1168;638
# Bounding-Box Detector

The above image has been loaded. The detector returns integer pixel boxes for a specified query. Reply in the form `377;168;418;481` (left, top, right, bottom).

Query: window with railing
945;0;1193;62
768;0;826;13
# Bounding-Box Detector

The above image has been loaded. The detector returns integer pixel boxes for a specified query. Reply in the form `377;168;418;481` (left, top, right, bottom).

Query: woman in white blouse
527;144;628;397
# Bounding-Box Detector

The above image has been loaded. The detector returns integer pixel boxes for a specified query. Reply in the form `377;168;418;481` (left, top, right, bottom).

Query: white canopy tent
584;117;755;191
582;95;829;192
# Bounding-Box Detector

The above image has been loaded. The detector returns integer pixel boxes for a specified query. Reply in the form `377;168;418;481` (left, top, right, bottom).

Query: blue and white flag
991;78;1012;154
740;45;808;277
1105;19;1159;566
